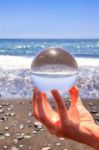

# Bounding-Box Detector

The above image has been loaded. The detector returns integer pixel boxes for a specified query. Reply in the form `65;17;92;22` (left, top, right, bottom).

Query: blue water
0;39;99;58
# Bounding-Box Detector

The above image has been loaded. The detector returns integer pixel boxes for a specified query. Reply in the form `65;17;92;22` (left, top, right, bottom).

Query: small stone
28;112;33;117
42;146;51;150
6;103;9;106
64;149;68;150
19;124;24;129
34;121;43;130
55;142;61;146
27;120;32;124
0;116;8;121
16;134;24;140
89;102;94;106
4;126;9;131
7;107;11;111
1;103;6;106
40;128;44;131
19;145;24;148
11;146;19;150
6;112;10;116
10;105;13;108
0;135;5;140
95;113;99;117
59;137;64;140
24;135;31;139
0;109;4;113
13;139;18;144
90;110;97;114
5;133;10;137
0;133;5;140
3;145;8;149
32;130;37;134
10;112;16;117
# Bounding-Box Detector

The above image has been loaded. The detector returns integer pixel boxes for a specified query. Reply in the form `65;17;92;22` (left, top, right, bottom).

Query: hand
32;86;99;150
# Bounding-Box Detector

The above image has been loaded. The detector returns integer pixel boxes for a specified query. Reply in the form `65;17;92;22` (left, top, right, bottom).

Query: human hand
32;86;99;150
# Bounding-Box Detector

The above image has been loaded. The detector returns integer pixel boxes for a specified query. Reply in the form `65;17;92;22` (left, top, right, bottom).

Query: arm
32;87;99;149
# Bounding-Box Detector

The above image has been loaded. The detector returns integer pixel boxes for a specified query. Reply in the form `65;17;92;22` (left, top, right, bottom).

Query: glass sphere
31;48;78;92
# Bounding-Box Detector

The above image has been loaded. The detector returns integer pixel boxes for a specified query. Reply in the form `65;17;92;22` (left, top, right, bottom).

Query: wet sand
0;98;99;150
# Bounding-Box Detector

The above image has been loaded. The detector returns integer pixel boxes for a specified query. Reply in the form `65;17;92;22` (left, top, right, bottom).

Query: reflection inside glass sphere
31;48;78;93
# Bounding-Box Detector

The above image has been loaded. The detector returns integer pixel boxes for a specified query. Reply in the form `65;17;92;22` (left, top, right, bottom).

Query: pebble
89;102;94;106
32;130;37;134
11;146;19;150
24;135;31;139
4;126;9;131
7;107;11;111
19;124;24;129
27;120;32;124
90;110;97;114
10;112;16;117
0;116;8;122
13;139;18;144
95;113;99;117
59;137;64;140
3;145;8;149
0;135;5;140
0;109;4;113
19;145;24;148
16;134;24;140
5;133;10;137
55;142;61;146
42;146;51;150
34;121;43;130
1;103;6;106
28;112;33;117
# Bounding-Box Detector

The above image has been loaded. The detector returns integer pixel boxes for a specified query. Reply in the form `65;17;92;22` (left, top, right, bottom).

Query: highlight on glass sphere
31;47;78;92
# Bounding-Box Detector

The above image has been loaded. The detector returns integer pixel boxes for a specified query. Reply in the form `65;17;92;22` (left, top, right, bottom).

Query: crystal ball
31;48;78;92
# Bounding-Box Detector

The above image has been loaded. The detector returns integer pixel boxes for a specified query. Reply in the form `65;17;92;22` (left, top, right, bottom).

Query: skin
32;86;99;150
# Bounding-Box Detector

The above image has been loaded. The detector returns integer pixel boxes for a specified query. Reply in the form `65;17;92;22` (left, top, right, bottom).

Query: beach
0;39;99;150
1;98;98;150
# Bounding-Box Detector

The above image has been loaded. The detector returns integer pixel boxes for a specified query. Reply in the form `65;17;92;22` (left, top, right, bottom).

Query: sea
0;39;99;99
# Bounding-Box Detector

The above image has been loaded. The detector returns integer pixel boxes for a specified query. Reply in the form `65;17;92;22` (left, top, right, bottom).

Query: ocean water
0;39;99;57
0;39;99;99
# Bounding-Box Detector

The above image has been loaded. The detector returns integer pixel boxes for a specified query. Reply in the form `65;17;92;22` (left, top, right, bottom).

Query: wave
0;55;99;70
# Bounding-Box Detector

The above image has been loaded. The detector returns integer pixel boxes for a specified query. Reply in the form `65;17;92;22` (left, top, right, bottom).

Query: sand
0;98;99;150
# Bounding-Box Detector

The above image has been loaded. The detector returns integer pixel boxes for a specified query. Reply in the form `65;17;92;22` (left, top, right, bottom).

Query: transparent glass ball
31;48;78;92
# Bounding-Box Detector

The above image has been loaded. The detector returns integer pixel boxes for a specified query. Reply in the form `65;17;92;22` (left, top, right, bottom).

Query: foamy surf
0;55;99;70
0;55;99;99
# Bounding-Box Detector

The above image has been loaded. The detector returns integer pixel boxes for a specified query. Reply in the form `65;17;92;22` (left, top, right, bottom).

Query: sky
0;0;99;39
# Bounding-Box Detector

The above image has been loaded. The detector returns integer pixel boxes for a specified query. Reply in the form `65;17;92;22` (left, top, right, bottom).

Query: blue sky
0;0;99;38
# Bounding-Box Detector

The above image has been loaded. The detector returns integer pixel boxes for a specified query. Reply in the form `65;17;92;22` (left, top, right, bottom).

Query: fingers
32;88;39;120
51;90;68;123
42;93;58;118
69;86;82;106
37;90;55;129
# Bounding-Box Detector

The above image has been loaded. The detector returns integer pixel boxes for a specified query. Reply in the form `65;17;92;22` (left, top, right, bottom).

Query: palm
33;86;99;149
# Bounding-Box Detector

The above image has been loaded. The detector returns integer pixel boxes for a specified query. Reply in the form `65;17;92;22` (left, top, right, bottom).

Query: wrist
70;124;99;149
85;125;99;150
92;127;99;150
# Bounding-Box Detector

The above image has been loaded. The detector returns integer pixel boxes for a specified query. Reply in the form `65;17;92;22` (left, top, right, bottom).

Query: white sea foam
0;55;33;69
0;55;99;99
0;55;99;70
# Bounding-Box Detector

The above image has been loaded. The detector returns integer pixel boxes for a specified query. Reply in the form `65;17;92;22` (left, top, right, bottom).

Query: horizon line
0;38;99;40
